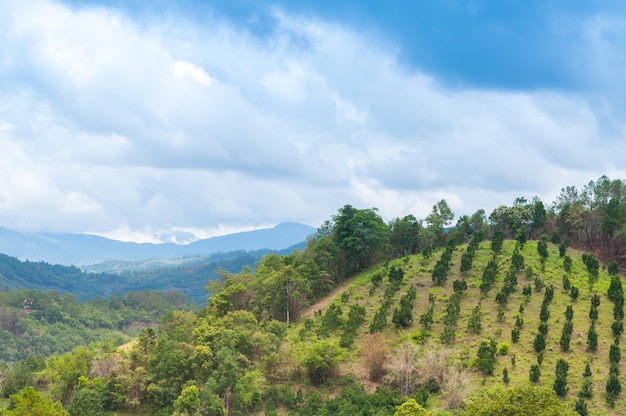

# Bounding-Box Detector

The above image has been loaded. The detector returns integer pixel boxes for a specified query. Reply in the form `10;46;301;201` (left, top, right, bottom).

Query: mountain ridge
0;222;316;265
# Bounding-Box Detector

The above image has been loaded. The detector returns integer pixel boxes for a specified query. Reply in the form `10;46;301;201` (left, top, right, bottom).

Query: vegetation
0;289;191;362
2;175;626;414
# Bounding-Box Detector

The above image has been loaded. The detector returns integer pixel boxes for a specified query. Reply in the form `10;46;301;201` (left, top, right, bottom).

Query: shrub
553;359;569;397
475;338;497;375
498;343;510;356
530;364;541;383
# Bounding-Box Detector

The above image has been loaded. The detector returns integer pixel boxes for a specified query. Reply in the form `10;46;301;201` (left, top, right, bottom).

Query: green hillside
284;238;622;414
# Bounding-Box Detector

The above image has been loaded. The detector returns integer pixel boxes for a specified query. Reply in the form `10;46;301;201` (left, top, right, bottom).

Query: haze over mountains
0;222;316;266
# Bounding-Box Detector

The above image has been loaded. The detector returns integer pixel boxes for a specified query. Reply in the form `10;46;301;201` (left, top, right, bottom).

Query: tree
394;399;428;416
67;388;104;416
587;324;598;352
464;385;577;416
606;373;622;402
332;205;390;275
389;215;422;257
511;247;524;271
426;199;455;241
467;304;482;334
491;231;504;254
530;364;541;383
474;338;497;376
553;359;569;397
301;341;345;385
608;275;624;305
6;386;68;416
173;385;200;416
537;238;549;262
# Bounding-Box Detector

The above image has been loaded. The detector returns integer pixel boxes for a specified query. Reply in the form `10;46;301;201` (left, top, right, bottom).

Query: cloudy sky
1;0;626;243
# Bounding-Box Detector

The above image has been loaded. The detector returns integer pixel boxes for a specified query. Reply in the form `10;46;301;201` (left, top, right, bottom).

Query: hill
282;238;623;414
0;222;315;265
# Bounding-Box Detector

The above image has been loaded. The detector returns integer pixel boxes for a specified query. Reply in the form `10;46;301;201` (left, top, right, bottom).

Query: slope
284;238;625;415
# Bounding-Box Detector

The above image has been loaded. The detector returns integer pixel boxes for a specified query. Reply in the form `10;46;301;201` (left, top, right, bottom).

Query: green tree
332;205;390;275
67;388;104;416
475;338;497;375
173;385;200;415
301;341;345;385
553;359;569;397
394;398;427;416
587;324;598;352
491;231;504;254
465;385;577;416
426;199;455;243
6;386;68;416
467;304;482;334
389;215;422;257
530;364;541;383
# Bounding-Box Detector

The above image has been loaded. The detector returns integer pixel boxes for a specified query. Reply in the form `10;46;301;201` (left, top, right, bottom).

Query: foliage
464;385;577;416
4;386;68;416
467;304;482;334
301;341;345;385
480;259;498;294
0;288;193;362
474;338;497;376
530;364;541;383
394;399;428;416
553;358;569;397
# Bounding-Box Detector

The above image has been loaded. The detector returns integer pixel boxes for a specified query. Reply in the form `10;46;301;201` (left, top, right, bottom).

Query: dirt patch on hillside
300;281;352;319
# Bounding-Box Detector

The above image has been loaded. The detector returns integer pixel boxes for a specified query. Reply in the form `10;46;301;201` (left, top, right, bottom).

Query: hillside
283;238;624;415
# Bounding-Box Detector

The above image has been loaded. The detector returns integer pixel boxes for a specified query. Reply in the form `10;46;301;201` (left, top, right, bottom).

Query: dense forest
1;175;626;415
0;246;304;305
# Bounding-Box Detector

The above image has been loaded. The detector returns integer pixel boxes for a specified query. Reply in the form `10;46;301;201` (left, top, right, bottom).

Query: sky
1;0;626;243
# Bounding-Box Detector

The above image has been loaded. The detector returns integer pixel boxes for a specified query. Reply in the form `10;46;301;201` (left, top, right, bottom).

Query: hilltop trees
332;205;390;275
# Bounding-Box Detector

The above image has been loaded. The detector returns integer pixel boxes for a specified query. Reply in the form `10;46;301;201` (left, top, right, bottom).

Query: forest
1;175;626;415
0;247;303;305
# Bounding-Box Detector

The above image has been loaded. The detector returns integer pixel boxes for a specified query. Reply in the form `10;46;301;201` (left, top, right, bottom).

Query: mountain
0;222;316;265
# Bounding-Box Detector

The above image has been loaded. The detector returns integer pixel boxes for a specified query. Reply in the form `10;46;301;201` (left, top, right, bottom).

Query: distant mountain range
0;222;316;266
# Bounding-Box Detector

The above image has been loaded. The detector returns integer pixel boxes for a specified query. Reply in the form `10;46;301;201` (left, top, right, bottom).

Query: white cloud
0;1;625;239
173;60;214;86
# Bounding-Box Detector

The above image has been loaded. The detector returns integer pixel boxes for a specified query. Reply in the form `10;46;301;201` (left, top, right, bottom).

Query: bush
563;255;572;273
533;332;546;353
498;343;510;356
301;341;345;385
475;338;497;375
511;327;520;343
530;364;541;383
587;325;598;352
553;359;569;397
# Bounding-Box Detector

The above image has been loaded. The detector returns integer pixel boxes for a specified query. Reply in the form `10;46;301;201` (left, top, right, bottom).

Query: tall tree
389;215;422;257
426;199;455;245
332;205;390;275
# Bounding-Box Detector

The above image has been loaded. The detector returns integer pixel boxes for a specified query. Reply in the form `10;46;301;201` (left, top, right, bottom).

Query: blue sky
1;0;626;242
